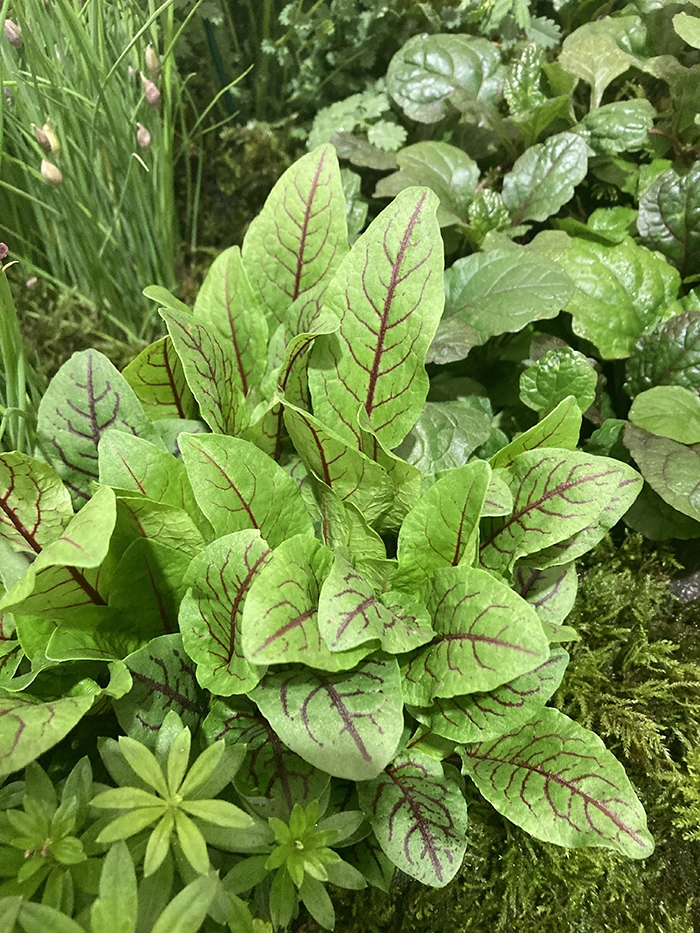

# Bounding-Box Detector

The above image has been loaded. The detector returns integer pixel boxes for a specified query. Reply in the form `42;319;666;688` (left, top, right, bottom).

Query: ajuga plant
1;146;654;930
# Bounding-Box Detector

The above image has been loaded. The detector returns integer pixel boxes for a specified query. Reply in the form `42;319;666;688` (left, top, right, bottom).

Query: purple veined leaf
282;399;393;525
122;337;197;421
180;433;313;545
160;308;249;437
113;634;208;747
0;453;73;560
461;707;654;858
513;561;578;627
481;469;513;517
241;145;349;330
410;647;569;744
202;697;330;819
357;748;468;887
112;495;205;562
402;564;550;704
98;431;211;538
179;531;272;696
0;486;116;619
0;686;101;778
489;396;582;470
193;246;269;397
395;460;491;592
241;534;371;671
0;614;22;684
317;554;434;653
309;187;444;450
479;449;642;576
37;349;154;506
251;657;404;780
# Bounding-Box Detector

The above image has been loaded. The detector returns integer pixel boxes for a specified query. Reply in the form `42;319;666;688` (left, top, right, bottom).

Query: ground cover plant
0;146;666;930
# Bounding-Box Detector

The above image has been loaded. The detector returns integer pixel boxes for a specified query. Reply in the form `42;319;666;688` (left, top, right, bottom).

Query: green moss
325;534;700;933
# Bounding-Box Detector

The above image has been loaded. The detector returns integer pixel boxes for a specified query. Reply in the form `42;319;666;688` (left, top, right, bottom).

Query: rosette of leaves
0;146;654;924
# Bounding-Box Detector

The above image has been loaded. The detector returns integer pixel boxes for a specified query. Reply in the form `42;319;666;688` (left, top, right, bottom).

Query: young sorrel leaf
489;396;582;469
502;132;588;224
317;554;434;653
479;450;640;575
577;99;655;156
241;534;369;671
160;308;248;436
625;311;700;396
37;349;153;505
386;34;502;124
374;142;479;226
251;658;404;780
179;531;271;696
0;686;100;778
309;186;444;449
357;413;423;531
0;453;72;558
313;484;388;568
402;565;549;703
241;145;348;329
637;163;700;277
394;399;492;474
461;708;654;858
113;495;205;560
395;460;491;591
192;246;268;396
282;400;393;525
435;248;574;358
482;470;514;517
113;634;208;746
357;749;468;887
513;562;578;627
203;698;329;819
629;386;700;444
411;648;569;744
180;433;313;545
122;337;196;421
558;237;680;359
520;348;598;415
624;424;700;522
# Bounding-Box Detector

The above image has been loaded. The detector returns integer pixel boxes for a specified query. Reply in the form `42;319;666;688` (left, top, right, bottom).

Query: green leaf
559;30;633;108
387;34;503;124
180;798;251;828
673;11;700;49
489;397;582;469
179;741;227;799
396;460;491;591
357;749;468;887
193;246;268;397
175;810;210;875
112;494;205;561
17;902;84;933
122;337;196;421
91;787;164;809
242;145;348;330
394;399;492;473
480;449;641;575
435;249;574;357
309;187;444;450
519;348;598;414
625;312;700;396
461;708;654;858
150;871;218;933
96;807;164;844
37;349;153;505
342;169;368;243
117;736;169;796
558;237;680;360
317;554;434;653
629;386;700;444
180;433;313;545
299;876;335;930
144;810;175;877
577;99;655;155
180;531;271;696
268;867;295;930
0;453;72;561
252;658;404;780
90;841;138;933
374;142;479;226
323;858;367;890
502;132;588;225
367;120;407;152
513;562;578;627
402;565;549;703
505;42;546;117
637;164;700;277
411;648;569;744
624;424;700;522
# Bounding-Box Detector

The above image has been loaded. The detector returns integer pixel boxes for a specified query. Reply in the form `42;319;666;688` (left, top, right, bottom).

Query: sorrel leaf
179;531;271;695
489;396;582;469
411;648;569;744
637;163;700;277
625;311;700;395
112;495;205;560
357;749;468;887
122;337;196;421
624;424;700;522
180;433;313;545
513;562;578;627
37;349;153;504
502;132;588;224
402;565;549;702
309;187;444;449
461;708;654;858
0;452;72;557
252;658;404;780
241;145;348;329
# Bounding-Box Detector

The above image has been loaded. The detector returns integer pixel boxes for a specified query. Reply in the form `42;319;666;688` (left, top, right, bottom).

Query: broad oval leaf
357;749;468;887
461;708;654;858
394;398;492;474
502;132;588;224
624;424;700;522
629;385;700;445
122;337;196;421
252;658;404;780
519;348;598;415
637;163;700;277
577;99;655;156
0;452;72;558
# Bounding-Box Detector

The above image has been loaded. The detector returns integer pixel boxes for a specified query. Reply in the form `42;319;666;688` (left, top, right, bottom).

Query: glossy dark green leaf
502;132;588;224
624;424;700;522
637;163;700;277
625;312;700;396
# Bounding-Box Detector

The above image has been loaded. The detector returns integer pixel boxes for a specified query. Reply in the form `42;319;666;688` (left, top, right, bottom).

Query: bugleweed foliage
0;146;659;930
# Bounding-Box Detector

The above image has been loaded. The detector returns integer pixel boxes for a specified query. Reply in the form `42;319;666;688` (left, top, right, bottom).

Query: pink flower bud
4;19;21;48
145;45;160;79
0;243;8;261
41;159;63;186
136;122;151;150
140;72;160;109
26;276;38;289
34;123;51;153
